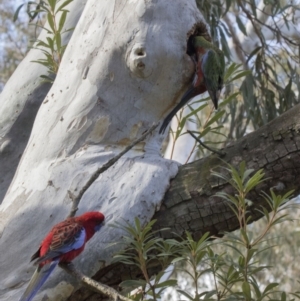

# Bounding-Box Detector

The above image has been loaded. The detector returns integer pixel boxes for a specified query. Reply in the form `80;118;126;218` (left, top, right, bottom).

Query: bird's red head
76;211;105;235
78;211;105;221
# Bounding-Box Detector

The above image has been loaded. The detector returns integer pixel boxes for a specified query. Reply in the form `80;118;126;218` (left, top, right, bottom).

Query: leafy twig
187;130;226;157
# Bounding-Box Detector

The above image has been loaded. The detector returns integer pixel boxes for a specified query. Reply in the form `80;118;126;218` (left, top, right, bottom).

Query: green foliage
195;0;300;127
206;162;296;300
174;232;213;300
0;0;37;91
14;0;74;82
113;162;298;300
168;0;300;162
168;64;248;162
111;218;179;301
4;2;300;297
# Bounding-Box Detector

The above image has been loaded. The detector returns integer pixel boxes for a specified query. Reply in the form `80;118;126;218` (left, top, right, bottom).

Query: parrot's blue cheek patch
94;224;103;232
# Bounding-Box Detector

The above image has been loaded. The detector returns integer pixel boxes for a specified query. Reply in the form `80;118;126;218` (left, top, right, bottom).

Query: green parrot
159;36;225;134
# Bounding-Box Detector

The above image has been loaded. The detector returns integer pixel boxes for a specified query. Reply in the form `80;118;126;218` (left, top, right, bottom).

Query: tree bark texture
155;103;300;238
66;99;300;301
0;0;87;203
0;1;206;300
1;1;299;301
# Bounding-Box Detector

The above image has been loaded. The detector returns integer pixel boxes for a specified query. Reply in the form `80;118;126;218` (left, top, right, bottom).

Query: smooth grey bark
0;0;87;203
2;1;297;301
0;1;205;300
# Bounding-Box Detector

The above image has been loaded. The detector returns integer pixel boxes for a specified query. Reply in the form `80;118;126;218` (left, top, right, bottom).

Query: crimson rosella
19;211;105;301
159;35;225;133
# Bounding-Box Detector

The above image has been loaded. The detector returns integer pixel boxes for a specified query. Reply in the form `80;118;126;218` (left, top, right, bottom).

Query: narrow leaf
14;4;25;22
58;10;67;31
242;281;251;301
56;0;73;13
47;13;56;32
120;279;147;288
236;16;247;36
206;110;225;128
155;279;177;288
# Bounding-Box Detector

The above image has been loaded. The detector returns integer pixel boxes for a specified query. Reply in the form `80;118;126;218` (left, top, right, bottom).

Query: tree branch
187;130;226;157
67;103;300;300
60;263;132;301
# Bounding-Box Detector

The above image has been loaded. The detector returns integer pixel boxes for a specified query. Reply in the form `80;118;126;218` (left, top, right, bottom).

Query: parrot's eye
94;221;105;232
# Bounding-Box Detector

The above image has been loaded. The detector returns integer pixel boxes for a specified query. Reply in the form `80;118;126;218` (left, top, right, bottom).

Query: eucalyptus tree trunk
0;1;206;300
1;1;298;301
0;0;87;203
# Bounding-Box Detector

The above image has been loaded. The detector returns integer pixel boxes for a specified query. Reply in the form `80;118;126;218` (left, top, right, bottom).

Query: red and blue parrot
19;211;105;301
159;35;225;133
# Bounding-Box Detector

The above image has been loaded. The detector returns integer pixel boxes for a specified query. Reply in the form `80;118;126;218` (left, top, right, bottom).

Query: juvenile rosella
19;211;105;301
159;36;225;133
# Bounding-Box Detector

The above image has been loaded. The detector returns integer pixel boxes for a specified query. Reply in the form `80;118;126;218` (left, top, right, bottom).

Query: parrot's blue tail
19;259;59;301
